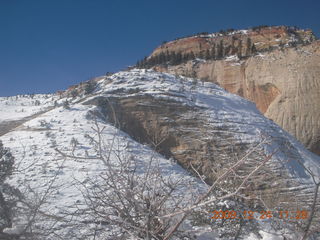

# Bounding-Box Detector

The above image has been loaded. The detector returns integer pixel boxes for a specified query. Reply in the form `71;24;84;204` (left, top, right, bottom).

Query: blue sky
0;0;319;96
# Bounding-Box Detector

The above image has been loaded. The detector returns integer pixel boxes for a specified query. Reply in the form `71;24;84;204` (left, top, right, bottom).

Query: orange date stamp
210;210;309;220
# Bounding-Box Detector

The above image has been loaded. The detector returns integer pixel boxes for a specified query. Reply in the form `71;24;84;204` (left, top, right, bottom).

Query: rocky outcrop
149;32;320;155
150;26;315;63
83;70;320;235
1;68;319;238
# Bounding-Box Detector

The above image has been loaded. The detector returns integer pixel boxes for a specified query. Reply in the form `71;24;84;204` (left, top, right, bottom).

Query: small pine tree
142;56;148;68
84;81;96;95
217;40;224;59
170;52;177;65
0;141;14;183
158;52;165;64
246;38;252;56
198;51;204;59
189;51;195;60
0;141;15;232
70;89;78;98
205;49;211;60
176;52;182;64
237;40;243;59
136;60;141;68
63;100;70;109
251;43;257;54
211;44;216;59
182;53;189;62
225;45;231;56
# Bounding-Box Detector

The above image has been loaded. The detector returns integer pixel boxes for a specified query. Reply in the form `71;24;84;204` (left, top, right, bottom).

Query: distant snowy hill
0;69;319;239
0;94;58;122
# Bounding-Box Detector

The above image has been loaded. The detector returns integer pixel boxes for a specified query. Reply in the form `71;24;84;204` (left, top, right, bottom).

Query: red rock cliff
147;26;320;154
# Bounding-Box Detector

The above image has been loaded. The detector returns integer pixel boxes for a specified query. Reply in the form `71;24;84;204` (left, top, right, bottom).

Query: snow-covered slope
1;102;206;239
0;94;58;122
94;69;320;184
0;69;319;239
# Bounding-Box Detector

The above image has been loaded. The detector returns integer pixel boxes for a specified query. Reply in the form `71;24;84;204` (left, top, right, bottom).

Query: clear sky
0;0;319;96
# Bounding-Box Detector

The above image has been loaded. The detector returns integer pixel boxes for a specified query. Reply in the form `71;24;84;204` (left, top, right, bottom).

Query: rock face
150;26;315;62
85;70;320;230
146;27;320;155
1;69;320;238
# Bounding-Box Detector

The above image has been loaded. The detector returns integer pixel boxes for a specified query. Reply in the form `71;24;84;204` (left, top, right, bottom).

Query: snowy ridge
96;69;320;184
0;94;58;122
0;69;319;239
1;102;205;239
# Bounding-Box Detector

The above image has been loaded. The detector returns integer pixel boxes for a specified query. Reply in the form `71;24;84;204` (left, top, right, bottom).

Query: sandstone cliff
83;70;320;236
1;69;320;238
145;27;320;155
148;26;315;64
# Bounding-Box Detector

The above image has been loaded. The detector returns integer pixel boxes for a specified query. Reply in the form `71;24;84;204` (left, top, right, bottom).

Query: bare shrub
57;120;281;240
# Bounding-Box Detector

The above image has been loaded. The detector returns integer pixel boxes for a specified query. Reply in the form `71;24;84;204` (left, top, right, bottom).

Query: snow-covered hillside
0;94;58;122
94;69;320;184
0;69;319;239
0;102;208;239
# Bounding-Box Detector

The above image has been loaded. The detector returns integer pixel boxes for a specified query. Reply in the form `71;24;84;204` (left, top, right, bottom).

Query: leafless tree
56;119;282;240
4;116;318;240
0;140;67;240
298;160;320;240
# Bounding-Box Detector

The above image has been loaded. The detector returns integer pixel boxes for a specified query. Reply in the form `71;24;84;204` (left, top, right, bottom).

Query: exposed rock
1;69;320;238
151;36;320;155
84;70;320;236
150;26;315;62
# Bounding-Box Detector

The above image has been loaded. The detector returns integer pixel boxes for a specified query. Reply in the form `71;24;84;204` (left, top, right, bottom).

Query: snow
239;29;249;34
199;29;250;39
224;55;239;62
95;69;320;183
1;69;319;239
1;101;206;238
0;94;58;122
246;231;283;240
246;227;301;240
256;52;266;58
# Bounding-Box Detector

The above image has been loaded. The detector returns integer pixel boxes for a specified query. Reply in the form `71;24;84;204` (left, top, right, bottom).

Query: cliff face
2;70;320;238
148;27;320;155
151;26;315;61
84;70;320;236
